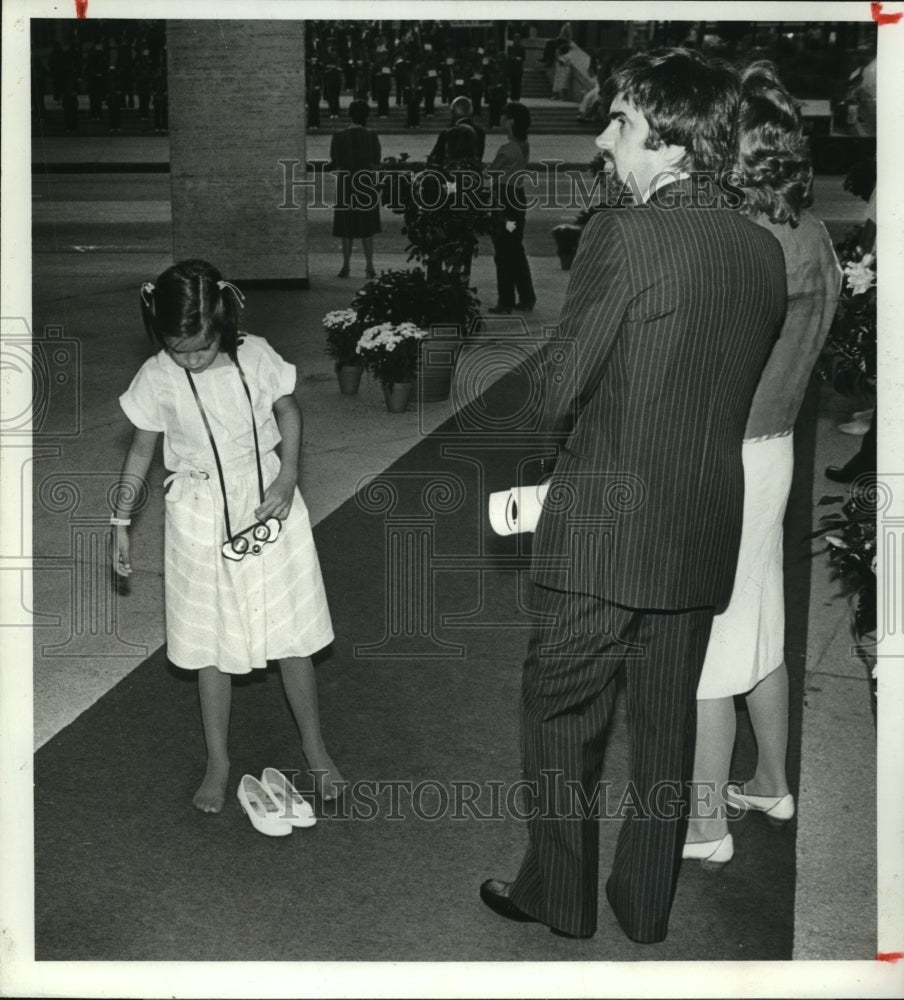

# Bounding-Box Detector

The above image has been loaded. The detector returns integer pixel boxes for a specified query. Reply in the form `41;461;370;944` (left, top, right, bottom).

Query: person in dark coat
427;95;486;167
323;49;343;118
485;53;508;128
506;33;526;101
372;35;393;117
479;47;787;947
422;45;439;118
486;102;536;313
329;99;381;278
306;57;322;130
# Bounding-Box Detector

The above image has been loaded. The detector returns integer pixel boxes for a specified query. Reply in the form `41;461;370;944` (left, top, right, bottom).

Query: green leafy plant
380;154;494;274
351;266;481;338
811;486;877;638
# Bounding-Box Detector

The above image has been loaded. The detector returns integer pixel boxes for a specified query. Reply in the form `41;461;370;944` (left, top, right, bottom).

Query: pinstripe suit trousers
509;583;714;943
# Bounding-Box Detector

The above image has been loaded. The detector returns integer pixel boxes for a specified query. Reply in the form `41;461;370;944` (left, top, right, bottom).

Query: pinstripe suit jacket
531;183;787;611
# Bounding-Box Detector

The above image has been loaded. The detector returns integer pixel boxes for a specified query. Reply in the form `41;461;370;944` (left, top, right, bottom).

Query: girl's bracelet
110;516;132;527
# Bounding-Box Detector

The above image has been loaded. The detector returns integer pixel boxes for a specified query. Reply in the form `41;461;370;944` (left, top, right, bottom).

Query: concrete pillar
167;20;307;284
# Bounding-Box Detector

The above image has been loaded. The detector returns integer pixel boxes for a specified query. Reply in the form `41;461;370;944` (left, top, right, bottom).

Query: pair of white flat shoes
682;787;796;870
237;768;317;837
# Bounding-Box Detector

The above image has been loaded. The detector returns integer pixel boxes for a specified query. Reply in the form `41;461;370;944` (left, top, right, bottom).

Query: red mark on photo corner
75;0;88;17
876;951;904;962
871;2;903;24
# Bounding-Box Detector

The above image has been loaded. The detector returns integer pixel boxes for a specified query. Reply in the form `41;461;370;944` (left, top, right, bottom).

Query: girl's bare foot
193;757;230;813
305;749;346;801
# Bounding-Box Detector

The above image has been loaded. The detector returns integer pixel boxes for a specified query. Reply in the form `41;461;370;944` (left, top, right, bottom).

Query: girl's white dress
119;334;334;674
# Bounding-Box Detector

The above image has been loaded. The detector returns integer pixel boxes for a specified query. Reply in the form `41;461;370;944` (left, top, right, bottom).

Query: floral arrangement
322;308;361;368
817;228;877;396
351;267;481;337
812;486;877;639
355;321;426;388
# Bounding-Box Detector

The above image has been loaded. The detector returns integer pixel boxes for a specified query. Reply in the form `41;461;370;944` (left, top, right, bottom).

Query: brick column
167;20;307;284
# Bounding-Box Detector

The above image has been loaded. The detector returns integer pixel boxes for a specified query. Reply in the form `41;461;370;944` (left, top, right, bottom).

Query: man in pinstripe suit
480;49;787;944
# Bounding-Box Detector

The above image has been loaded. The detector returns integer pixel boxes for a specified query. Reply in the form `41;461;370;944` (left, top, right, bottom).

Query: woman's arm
255;393;302;521
112;427;159;577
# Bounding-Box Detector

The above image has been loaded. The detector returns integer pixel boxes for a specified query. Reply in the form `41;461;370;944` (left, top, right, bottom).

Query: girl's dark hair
610;47;741;173
503;101;531;140
140;259;241;360
349;99;370;125
737;61;813;226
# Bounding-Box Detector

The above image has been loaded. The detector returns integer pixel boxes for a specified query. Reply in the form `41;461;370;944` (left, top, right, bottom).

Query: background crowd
305;20;536;130
31;18;168;133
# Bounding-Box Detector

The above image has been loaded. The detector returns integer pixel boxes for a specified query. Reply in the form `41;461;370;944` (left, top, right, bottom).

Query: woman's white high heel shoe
237;774;293;837
729;785;795;827
261;767;317;828
682;833;734;870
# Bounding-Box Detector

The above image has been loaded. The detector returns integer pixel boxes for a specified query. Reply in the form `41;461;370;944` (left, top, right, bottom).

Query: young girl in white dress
112;259;343;814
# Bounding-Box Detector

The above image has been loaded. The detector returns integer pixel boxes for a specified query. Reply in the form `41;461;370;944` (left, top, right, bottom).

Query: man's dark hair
503;102;531;140
348;99;370;126
610;47;740;173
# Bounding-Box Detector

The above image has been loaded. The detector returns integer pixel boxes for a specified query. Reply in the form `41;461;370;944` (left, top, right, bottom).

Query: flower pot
382;381;413;413
336;364;364;395
558;251;575;271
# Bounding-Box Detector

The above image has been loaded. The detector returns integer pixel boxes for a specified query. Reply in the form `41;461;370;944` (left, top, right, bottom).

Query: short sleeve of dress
243;335;296;404
119;360;166;432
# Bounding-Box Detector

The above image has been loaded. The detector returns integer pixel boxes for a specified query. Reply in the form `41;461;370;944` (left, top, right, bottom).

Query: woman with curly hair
683;63;843;869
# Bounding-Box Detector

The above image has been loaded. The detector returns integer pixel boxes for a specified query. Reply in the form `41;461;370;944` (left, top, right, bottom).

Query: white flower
323;308;358;331
356;321;426;355
844;258;876;296
505;220;517;233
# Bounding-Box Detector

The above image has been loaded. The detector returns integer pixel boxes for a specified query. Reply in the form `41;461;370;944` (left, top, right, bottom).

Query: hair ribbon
217;279;246;308
139;281;155;307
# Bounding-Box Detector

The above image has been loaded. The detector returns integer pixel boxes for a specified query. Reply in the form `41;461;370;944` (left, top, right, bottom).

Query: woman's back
330;126;380;170
745;209;842;440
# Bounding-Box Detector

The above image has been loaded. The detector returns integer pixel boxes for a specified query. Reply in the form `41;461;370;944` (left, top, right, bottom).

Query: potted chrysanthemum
355;321;427;412
551;223;582;270
323;308;365;395
351;267;481;403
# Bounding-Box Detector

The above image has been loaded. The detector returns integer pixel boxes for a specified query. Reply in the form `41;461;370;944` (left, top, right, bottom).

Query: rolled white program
488;482;551;535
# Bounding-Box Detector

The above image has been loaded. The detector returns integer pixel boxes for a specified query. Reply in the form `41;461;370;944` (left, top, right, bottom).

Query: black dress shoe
514;300;536;312
480;879;536;923
486;305;513;315
479;880;593;938
825;462;875;484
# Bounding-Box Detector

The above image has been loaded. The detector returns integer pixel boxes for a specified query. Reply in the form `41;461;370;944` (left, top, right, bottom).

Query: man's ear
661;144;687;170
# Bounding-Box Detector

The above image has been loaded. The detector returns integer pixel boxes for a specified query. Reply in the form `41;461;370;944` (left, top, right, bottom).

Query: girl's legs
339;236;353;276
194;665;232;813
687;696;735;844
741;663;790;797
279;656;345;799
362;236;375;276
